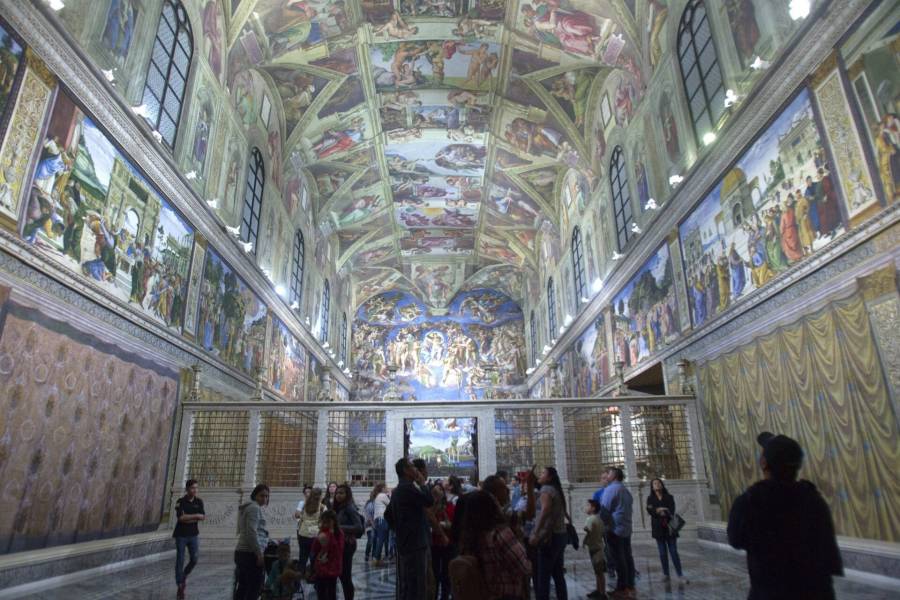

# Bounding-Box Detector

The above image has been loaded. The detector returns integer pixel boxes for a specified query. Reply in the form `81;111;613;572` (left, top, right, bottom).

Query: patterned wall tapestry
0;292;178;553
698;293;900;542
353;288;526;401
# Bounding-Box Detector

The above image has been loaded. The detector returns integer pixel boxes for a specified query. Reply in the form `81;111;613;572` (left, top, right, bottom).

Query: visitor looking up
388;457;434;600
727;432;842;600
601;467;635;597
234;484;269;600
295;485;312;515
530;466;569;600
583;499;607;600
364;484;381;562
324;481;339;510
333;484;364;600
371;483;391;566
646;478;687;583
173;479;205;600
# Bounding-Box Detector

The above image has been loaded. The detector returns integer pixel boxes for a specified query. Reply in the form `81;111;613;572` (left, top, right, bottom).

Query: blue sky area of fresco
612;243;671;318
407;418;476;451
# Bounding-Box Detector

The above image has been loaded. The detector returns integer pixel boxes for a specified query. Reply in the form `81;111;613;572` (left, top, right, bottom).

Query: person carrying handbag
646;478;687;583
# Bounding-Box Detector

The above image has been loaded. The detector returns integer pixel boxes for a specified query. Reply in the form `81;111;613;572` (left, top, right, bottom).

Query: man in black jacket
727;432;843;600
389;457;434;600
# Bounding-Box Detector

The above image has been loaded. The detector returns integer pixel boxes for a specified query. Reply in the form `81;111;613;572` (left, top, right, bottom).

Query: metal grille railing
563;406;626;483
256;410;318;487
494;409;556;475
326;411;386;487
631;405;694;480
185;410;249;487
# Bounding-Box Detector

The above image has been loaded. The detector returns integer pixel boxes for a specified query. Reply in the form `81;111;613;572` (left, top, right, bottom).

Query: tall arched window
547;278;558;339
529;310;538;363
571;226;586;302
340;312;348;366
610;147;633;251
141;0;193;148
240;148;265;252
320;280;330;343
290;229;305;308
678;0;726;143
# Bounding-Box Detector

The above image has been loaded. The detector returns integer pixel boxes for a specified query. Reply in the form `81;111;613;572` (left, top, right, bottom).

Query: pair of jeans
315;576;338;600
373;517;389;560
535;532;568;600
606;532;636;590
233;550;263;600
174;535;199;585
431;544;452;600
656;536;683;577
340;539;356;600
397;550;427;600
365;528;374;559
297;534;314;572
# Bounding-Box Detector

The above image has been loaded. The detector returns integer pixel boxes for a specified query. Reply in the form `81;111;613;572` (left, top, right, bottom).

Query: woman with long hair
372;484;391;566
333;484;364;600
324;481;339;510
647;478;686;582
457;490;531;600
297;487;324;572
235;484;269;600
311;510;345;600
364;484;385;562
530;467;568;600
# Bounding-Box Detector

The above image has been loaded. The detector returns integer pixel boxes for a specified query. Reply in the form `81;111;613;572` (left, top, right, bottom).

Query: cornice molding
0;0;349;389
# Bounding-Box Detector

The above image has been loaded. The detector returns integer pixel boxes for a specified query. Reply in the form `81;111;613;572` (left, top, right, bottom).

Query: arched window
340;312;348;366
547;278;558;339
529;310;538;364
571;226;586;302
678;0;726;143
141;0;193;149
610;147;633;251
240;148;265;251
290;229;305;308
320;280;330;343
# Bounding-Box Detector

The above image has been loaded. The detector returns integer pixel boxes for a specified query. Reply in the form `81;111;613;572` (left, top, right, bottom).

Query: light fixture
542;345;551;354
225;225;240;236
275;285;286;296
750;56;770;70
290;301;300;310
550;338;557;345
581;296;590;304
564;314;573;326
668;174;683;187
323;341;330;348
305;316;311;326
240;241;253;253
612;251;624;261
644;198;658;211
591;278;603;293
262;268;273;281
101;69;115;83
558;326;566;335
151;131;163;143
526;367;535;375
132;104;151;118
185;170;197;180
630;223;642;235
535;359;542;366
724;89;739;108
702;132;717;146
207;198;219;209
338;360;344;367
47;0;65;11
789;0;810;20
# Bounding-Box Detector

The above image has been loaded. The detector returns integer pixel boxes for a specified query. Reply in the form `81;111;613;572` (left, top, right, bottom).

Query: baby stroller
261;540;305;600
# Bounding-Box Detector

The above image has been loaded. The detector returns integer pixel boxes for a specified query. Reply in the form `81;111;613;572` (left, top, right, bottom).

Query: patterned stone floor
16;538;897;599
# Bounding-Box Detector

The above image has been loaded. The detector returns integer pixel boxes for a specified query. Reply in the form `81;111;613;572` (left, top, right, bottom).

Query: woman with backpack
453;490;531;600
297;487;325;573
333;484;365;600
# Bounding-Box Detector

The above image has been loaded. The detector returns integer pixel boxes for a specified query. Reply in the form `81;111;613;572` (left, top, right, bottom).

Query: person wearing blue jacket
600;467;635;595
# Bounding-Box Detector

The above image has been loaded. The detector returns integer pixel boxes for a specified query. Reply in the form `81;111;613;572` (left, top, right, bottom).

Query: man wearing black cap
727;432;843;599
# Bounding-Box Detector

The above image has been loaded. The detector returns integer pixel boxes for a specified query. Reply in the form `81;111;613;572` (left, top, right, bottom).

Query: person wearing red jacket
311;510;345;600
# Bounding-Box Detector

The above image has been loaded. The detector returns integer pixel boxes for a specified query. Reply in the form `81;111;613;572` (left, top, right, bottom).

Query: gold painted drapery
698;293;900;542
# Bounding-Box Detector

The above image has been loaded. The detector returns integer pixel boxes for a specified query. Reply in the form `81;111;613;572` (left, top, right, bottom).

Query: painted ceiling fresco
220;0;644;310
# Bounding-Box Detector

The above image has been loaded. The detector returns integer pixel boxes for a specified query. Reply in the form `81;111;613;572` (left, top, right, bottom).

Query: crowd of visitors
172;430;842;600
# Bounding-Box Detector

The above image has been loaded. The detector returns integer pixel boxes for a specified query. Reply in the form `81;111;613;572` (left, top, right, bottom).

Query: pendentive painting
353;289;526;401
21;90;194;332
196;247;268;375
612;242;680;369
679;89;847;327
404;417;478;480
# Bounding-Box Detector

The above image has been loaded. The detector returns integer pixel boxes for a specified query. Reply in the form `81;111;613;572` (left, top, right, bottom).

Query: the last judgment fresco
353;289;526;401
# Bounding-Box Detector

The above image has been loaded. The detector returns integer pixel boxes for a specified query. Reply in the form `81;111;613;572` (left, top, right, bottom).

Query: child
584;499;608;600
265;542;301;600
310;510;344;600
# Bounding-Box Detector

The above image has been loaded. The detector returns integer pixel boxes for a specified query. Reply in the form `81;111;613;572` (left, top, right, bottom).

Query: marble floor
15;538;897;600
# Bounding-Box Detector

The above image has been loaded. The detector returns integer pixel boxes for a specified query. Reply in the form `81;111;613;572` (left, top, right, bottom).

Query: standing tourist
364;484;382;562
372;484;391;566
173;479;205;600
390;457;434;600
324;481;339;510
235;484;270;600
430;482;454;600
601;467;635;597
333;484;365;600
583;499;607;600
295;485;312;515
311;510;345;600
297;488;325;572
728;432;842;599
646;478;686;583
530;466;568;600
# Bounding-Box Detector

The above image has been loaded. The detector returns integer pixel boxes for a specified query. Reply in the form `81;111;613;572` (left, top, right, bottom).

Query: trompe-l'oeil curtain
698;293;900;542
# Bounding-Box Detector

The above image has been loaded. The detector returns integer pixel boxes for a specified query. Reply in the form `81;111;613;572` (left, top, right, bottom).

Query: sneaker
587;591;608;599
662;574;670;582
177;583;186;600
678;575;689;584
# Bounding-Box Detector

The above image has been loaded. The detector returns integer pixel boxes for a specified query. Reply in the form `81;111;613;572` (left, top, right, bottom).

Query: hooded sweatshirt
236;501;268;554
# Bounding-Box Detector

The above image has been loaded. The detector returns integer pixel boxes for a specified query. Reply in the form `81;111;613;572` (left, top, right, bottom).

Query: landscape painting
678;89;847;327
612;242;680;369
405;417;478;480
21;90;194;332
270;316;307;400
196;247;268;375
